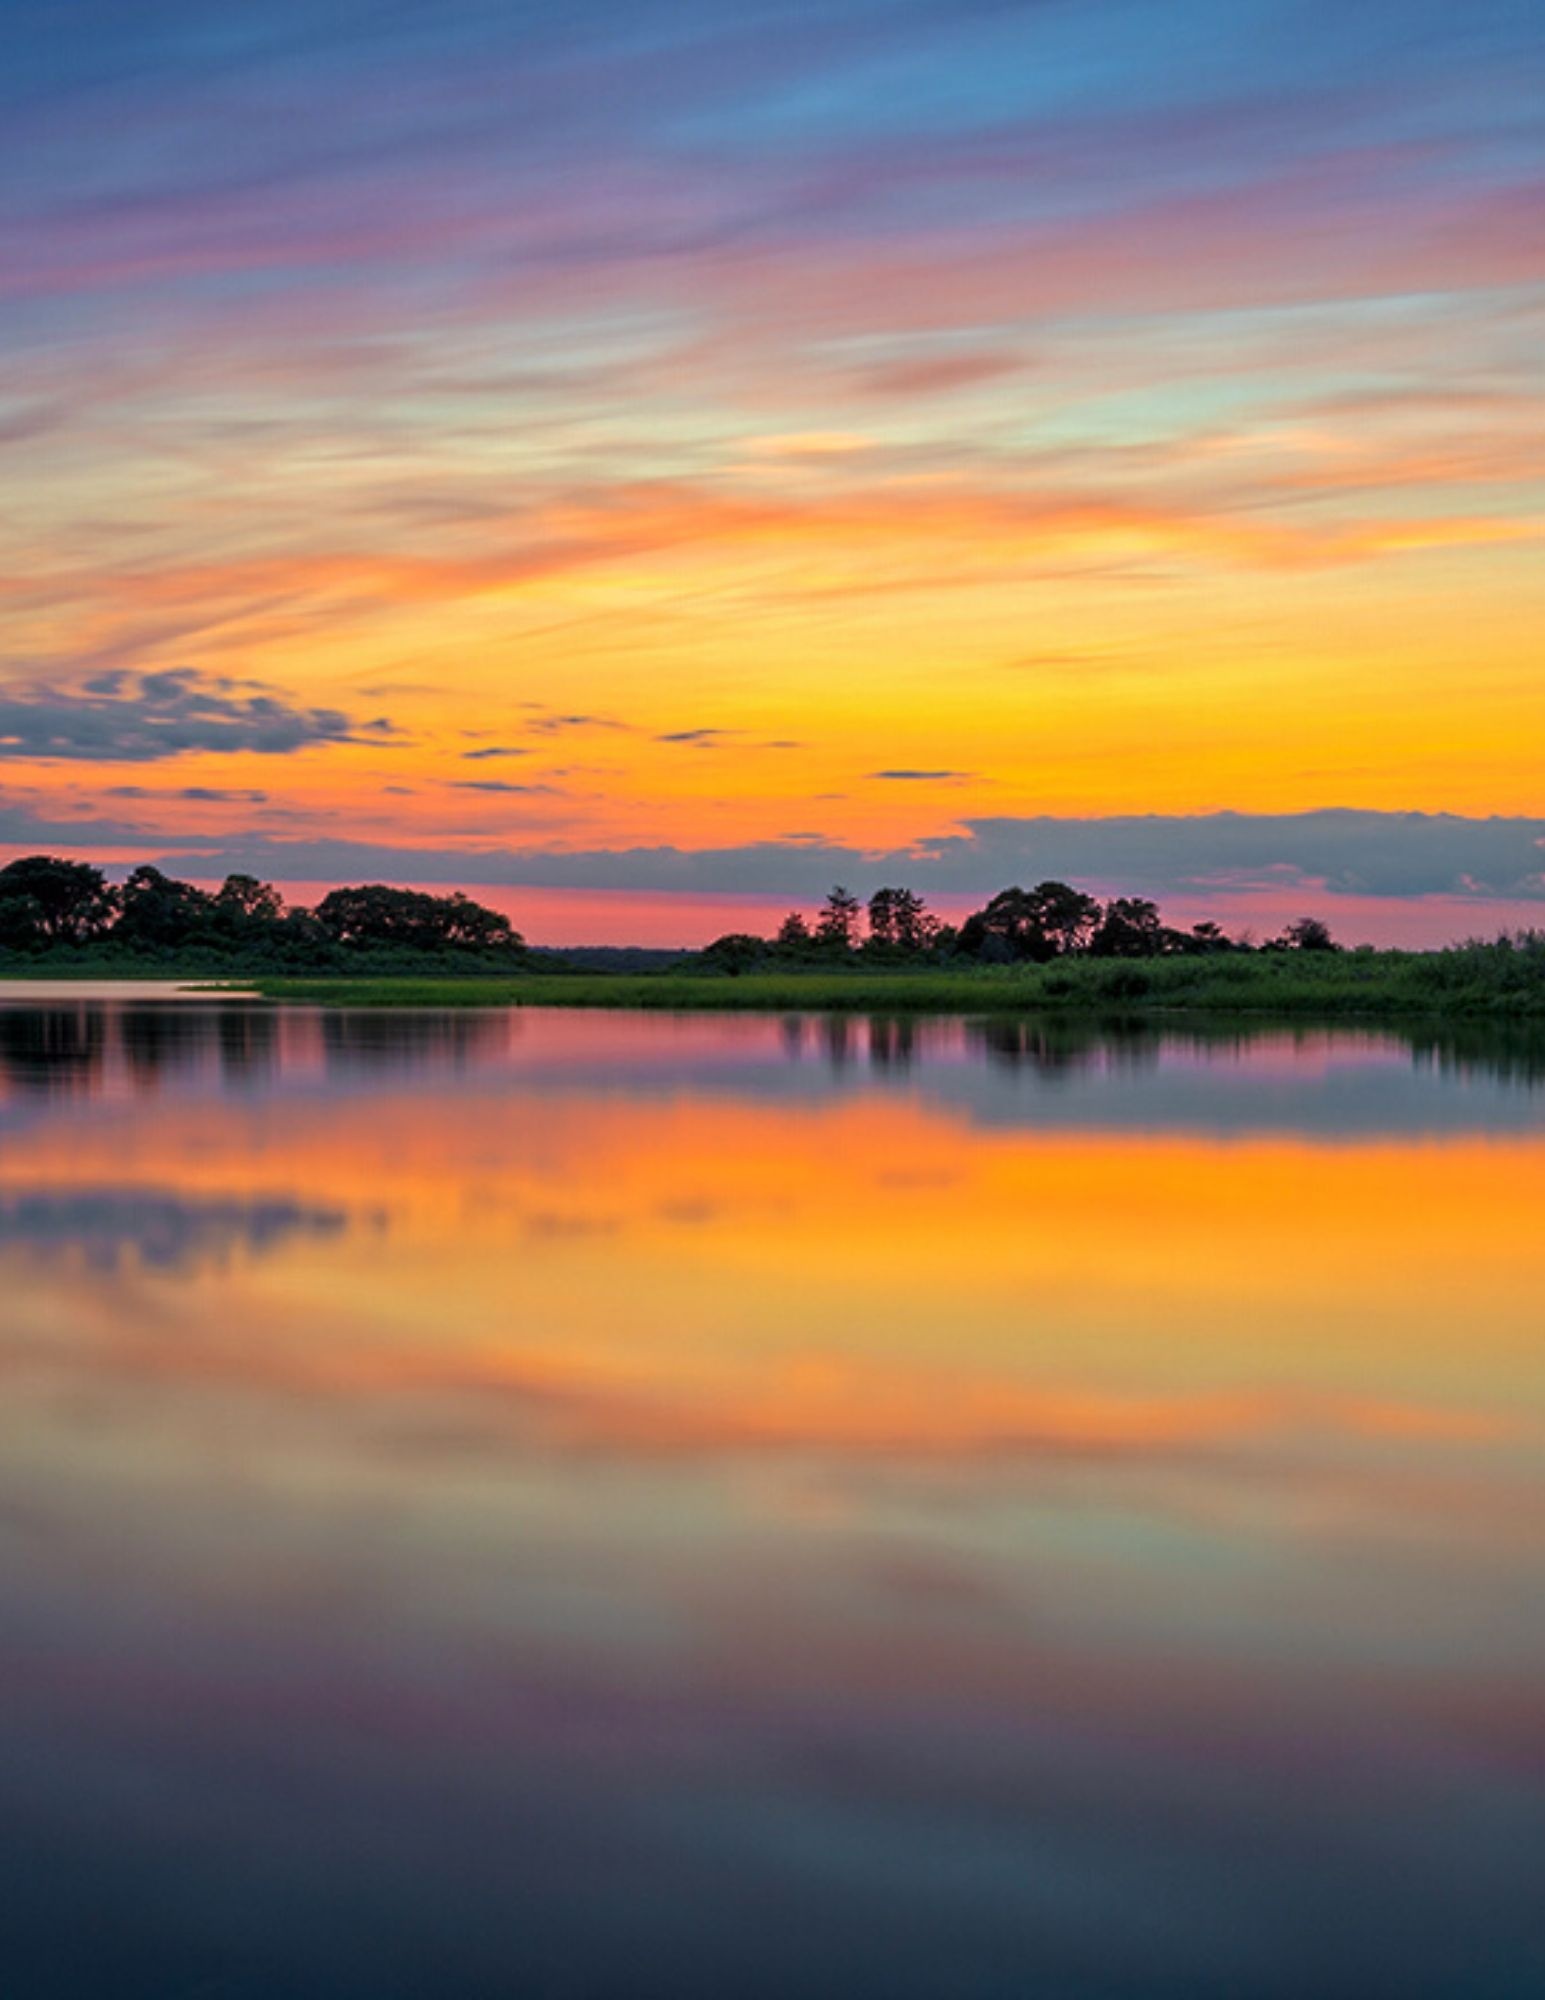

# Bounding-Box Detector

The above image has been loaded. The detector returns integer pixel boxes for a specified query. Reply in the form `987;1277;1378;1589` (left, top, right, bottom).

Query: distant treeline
0;859;1336;975
7;860;1542;1021
0;856;530;969
697;881;1337;972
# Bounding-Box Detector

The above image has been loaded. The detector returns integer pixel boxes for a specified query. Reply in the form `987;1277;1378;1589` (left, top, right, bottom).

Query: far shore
217;951;1545;1018
0;942;1541;1021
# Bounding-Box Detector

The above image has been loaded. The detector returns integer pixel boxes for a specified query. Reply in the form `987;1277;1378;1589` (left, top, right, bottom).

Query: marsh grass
237;937;1545;1016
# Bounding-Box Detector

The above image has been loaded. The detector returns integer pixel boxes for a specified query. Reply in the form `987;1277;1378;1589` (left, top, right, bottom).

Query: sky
3;0;1543;943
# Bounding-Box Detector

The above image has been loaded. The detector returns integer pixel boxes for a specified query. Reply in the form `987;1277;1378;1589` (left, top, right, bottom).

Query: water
2;1000;1542;1999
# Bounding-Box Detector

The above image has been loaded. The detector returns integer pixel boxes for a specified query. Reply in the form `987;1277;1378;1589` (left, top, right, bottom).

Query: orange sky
3;1;1543;938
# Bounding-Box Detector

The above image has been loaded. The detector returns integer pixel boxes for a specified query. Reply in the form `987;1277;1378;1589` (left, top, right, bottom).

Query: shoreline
0;946;1540;1020
224;960;1545;1019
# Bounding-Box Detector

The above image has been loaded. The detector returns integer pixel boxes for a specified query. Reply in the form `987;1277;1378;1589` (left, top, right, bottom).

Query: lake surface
2;1000;1542;1999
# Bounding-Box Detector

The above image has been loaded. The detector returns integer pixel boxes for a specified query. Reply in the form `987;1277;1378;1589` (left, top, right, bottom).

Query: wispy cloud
449;780;564;796
106;784;270;803
95;811;1545;905
0;669;395;763
523;712;632;736
2;0;1541;879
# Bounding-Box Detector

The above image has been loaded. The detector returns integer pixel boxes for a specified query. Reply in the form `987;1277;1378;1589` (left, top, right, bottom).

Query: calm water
2;1000;1542;1999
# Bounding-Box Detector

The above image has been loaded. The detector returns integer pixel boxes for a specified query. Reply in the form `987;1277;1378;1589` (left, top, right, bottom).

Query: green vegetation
243;935;1545;1017
4;852;1541;1020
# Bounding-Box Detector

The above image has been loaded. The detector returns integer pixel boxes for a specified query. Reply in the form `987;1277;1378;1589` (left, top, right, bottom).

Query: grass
235;940;1545;1018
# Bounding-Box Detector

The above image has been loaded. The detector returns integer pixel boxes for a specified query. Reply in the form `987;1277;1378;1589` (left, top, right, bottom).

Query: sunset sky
4;0;1543;942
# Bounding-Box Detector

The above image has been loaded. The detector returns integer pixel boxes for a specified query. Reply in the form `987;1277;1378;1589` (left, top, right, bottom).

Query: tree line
0;856;527;967
0;853;1342;973
699;882;1337;970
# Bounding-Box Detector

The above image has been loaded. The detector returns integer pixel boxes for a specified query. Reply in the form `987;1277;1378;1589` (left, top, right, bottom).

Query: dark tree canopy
1090;896;1166;958
0;859;525;967
699;932;769;974
867;886;939;954
0;851;1342;975
755;877;1282;967
1273;916;1339;953
215;873;285;925
0;856;118;946
314;884;521;953
115;866;214;950
956;881;1100;962
815;885;863;953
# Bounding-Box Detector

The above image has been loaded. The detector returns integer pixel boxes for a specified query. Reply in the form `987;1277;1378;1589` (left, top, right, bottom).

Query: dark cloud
941;811;1545;902
461;746;532;761
449;780;562;796
871;769;971;781
120;811;1545;905
524;713;629;735
0;669;396;763
105;784;269;803
0;799;175;846
657;730;801;752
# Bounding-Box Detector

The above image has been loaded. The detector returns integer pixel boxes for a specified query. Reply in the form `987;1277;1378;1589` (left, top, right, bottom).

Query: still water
2;999;1542;1998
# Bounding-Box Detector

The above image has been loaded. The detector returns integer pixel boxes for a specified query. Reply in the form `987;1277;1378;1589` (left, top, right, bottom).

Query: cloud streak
0;670;395;763
2;0;1542;891
95;811;1545;906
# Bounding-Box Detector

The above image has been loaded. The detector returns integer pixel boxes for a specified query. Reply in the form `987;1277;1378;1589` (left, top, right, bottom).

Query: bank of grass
239;939;1545;1017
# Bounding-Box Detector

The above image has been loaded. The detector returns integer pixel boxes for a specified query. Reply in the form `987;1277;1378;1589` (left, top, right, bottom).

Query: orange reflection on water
3;1075;1540;1474
2;1007;1543;1998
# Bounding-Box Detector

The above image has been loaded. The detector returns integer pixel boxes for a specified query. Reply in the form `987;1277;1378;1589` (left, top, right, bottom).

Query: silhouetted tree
867;887;902;947
958;888;1029;961
699;932;768;974
815;885;862;954
1271;915;1338;952
1031;880;1102;955
0;855;118;948
436;891;522;950
957;881;1100;962
215;873;284;925
313;884;522;953
867;885;940;956
1090;896;1166;957
775;911;813;955
114;866;214;951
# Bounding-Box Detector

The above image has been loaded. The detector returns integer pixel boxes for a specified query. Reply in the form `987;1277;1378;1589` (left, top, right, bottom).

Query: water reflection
217;1001;281;1085
0;996;1542;1107
0;1187;350;1271
0;1001;1541;1997
319;1004;514;1074
0;1002;106;1095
